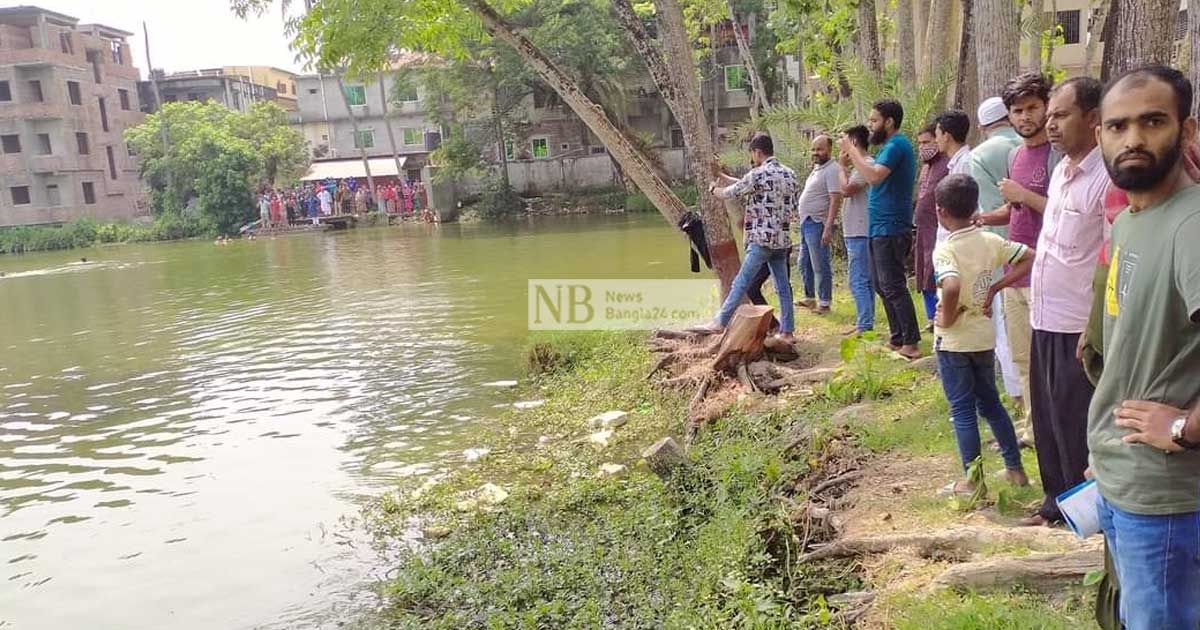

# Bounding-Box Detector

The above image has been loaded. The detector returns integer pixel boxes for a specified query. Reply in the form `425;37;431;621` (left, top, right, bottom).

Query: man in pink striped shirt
1021;76;1109;527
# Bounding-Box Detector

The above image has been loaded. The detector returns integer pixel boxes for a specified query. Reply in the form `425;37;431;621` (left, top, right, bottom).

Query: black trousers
748;246;791;306
1029;329;1094;521
870;234;921;346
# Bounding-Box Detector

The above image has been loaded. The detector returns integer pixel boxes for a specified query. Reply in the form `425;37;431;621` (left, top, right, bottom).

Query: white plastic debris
587;410;629;429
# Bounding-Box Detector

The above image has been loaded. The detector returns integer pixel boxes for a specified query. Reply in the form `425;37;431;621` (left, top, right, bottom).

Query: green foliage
889;589;1097;630
125;100;308;234
625;184;698;213
477;176;524;219
824;332;903;404
0;214;211;255
952;456;989;511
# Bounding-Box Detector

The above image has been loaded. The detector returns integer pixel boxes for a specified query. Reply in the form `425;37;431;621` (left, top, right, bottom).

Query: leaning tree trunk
614;0;742;296
858;0;884;76
464;0;715;277
1191;0;1200;119
336;73;378;213
728;6;770;117
1104;0;1175;79
1083;0;1112;77
896;0;918;85
974;0;1020;99
954;0;978;112
1026;0;1046;71
923;0;954;79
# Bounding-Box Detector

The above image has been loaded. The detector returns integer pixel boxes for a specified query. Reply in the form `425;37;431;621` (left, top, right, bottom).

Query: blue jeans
717;244;794;333
797;218;832;306
936;350;1023;471
1098;495;1200;630
844;236;874;331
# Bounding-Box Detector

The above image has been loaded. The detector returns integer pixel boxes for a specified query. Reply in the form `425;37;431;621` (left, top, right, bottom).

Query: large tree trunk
858;0;883;76
1099;0;1120;82
1083;0;1111;77
613;0;742;296
1026;0;1046;71
954;0;978;112
896;0;918;85
465;0;721;281
923;0;954;79
1191;0;1200;119
1104;0;1175;80
974;0;1020;99
727;6;769;117
336;73;378;213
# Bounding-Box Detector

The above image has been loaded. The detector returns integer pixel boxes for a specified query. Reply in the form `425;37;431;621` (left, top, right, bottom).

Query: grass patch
885;588;1097;630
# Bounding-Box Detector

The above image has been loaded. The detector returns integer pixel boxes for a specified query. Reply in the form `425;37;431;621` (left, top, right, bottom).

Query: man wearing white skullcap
969;95;1025;420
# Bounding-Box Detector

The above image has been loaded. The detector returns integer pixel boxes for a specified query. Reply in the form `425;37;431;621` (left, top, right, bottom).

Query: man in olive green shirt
970;97;1023;224
1089;65;1200;630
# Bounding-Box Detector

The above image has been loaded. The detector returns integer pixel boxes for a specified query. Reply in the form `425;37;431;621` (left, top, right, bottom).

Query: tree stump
642;436;688;480
711;304;775;372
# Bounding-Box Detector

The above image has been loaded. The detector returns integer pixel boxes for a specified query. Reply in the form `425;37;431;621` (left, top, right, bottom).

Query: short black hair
1055;76;1103;113
873;99;904;129
918;123;937;137
935;174;979;219
1002;72;1052;108
935;110;971;143
748;132;774;155
844;125;869;149
1102;65;1193;122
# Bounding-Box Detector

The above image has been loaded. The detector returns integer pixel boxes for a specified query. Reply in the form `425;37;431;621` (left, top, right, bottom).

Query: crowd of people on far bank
692;64;1200;630
255;178;433;229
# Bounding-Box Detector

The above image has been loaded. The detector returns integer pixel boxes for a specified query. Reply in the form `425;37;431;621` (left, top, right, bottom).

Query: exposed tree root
931;549;1102;592
797;526;1077;563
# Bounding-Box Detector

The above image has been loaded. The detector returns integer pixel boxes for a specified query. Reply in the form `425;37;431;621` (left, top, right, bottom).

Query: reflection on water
0;214;692;629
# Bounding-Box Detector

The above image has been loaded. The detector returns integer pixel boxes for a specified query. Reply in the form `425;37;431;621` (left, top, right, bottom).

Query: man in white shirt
794;135;844;314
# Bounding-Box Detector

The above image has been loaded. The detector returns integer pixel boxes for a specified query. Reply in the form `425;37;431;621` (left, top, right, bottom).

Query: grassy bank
0;214;210;255
359;297;1099;628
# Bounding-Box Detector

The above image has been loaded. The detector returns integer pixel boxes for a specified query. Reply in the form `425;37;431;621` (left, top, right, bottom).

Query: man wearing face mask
1089;64;1200;630
914;124;948;329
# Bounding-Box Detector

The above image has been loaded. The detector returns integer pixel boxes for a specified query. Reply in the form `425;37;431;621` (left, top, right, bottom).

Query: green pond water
0;214;704;629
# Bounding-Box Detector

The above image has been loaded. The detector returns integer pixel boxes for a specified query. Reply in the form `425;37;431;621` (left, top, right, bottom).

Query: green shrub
0;213;211;255
478;177;523;219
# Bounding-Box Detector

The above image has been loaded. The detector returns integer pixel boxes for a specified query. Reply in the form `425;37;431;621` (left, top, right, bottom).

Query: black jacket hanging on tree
677;211;711;273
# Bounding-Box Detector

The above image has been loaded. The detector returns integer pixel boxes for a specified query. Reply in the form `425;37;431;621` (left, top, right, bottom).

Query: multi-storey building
222;66;298;111
0;5;146;227
138;68;278;114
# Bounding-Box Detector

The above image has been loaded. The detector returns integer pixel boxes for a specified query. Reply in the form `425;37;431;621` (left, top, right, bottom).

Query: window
724;65;747;91
670;128;685;148
82;182;96;204
28;80;42;102
0;81;10;102
308;88;318;95
1;134;21;154
531;137;549;159
76;132;89;155
45;184;60;206
276;81;287;95
1053;10;1082;45
353;129;375;149
560;143;570;151
291;83;297;95
59;32;74;55
396;83;418;103
86;50;102;83
590;146;606;155
344;84;366;106
10;186;31;205
503;139;514;160
118;89;130;111
402;127;421;146
106;145;117;179
67;81;81;105
98;97;109;132
36;133;51;155
110;40;123;64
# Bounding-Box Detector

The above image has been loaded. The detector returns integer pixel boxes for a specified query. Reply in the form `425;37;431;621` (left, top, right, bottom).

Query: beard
812;154;830;165
869;128;888;146
1015;118;1047;139
1105;136;1182;192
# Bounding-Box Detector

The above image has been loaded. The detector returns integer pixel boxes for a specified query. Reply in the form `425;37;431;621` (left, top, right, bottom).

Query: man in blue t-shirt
839;99;922;358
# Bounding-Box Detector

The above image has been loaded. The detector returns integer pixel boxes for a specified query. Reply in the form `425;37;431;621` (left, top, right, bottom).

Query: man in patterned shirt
693;133;798;344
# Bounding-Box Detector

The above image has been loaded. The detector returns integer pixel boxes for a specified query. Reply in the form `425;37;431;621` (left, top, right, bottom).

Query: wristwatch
1170;416;1200;450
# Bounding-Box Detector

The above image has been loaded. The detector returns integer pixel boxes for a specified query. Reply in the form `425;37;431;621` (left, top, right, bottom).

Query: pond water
0;214;700;629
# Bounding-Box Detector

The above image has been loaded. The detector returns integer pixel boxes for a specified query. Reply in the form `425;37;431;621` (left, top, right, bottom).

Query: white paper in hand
1056;479;1101;540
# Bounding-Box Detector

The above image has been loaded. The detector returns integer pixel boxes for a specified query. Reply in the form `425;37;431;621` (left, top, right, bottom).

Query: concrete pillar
422;165;458;222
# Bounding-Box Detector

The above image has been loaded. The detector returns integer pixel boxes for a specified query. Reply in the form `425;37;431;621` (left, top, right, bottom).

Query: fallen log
932;549;1102;592
809;469;864;497
797;526;1078;563
642;436;688;480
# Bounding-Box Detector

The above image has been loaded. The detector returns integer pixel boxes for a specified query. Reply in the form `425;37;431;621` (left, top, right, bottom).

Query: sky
35;0;307;76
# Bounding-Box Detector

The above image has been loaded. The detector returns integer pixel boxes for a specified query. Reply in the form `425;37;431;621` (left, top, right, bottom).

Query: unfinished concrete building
0;6;146;227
